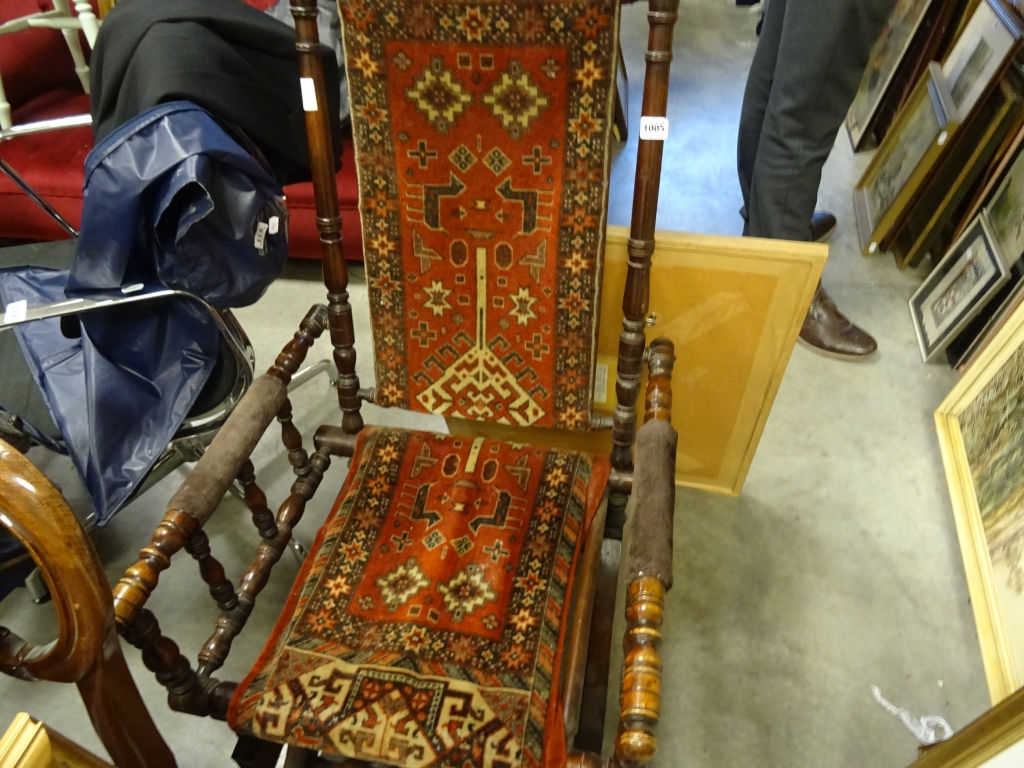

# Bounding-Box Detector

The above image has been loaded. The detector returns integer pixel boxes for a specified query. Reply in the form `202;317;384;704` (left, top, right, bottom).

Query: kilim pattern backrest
340;0;620;430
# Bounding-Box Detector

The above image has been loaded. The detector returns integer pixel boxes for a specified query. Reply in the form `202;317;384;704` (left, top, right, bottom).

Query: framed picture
846;0;939;151
911;212;1009;362
942;0;1023;118
907;685;1024;766
935;297;1024;703
988;133;1024;264
448;226;826;497
855;62;960;254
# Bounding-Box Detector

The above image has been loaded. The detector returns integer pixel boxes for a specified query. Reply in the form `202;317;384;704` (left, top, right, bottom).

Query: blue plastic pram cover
0;102;288;523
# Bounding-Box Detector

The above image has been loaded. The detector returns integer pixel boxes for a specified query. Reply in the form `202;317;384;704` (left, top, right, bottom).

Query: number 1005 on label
639;116;669;141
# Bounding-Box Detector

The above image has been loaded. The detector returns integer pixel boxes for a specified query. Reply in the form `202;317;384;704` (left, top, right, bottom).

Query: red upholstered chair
105;0;681;766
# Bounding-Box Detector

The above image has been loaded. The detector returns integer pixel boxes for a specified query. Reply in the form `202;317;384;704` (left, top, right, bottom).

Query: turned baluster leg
74;0;100;47
196;448;332;678
52;0;90;92
611;577;665;768
112;510;199;632
184;529;237;611
267;305;330;384
278;399;310;476
290;0;363;435
236;460;278;540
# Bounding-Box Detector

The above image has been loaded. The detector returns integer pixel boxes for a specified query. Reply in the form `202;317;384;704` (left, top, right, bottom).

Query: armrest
613;337;676;768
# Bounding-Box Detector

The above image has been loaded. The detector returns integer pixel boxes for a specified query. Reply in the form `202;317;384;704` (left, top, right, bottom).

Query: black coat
90;0;341;185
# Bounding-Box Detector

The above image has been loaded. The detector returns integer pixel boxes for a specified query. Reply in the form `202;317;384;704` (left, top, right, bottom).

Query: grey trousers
738;0;895;241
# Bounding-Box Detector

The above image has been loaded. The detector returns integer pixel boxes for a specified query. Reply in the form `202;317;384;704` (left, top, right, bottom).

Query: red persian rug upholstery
229;427;609;767
344;0;620;429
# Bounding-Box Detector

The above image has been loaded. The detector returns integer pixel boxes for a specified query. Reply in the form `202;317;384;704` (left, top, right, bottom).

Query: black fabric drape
90;0;342;185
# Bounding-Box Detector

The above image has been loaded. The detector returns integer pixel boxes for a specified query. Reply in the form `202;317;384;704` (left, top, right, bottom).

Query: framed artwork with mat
936;297;1024;703
942;0;1023;119
910;211;1009;362
449;226;826;496
846;0;939;152
854;62;960;255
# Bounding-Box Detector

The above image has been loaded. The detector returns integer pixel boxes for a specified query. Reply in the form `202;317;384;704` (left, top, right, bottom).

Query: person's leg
737;0;786;235
747;0;894;241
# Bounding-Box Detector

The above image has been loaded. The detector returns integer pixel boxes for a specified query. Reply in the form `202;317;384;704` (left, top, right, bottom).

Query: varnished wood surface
0;440;176;768
0;713;114;768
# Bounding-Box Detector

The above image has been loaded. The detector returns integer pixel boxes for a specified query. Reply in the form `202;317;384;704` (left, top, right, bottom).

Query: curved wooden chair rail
0;440;176;768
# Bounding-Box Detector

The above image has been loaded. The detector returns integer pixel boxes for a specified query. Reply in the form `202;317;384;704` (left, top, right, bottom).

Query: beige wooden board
449;226;825;496
936;298;1024;704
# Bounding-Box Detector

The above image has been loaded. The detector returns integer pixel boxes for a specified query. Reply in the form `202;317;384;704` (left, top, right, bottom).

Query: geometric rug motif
340;0;621;430
229;427;610;768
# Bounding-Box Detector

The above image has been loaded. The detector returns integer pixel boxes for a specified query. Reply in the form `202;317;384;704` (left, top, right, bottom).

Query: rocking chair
3;0;682;764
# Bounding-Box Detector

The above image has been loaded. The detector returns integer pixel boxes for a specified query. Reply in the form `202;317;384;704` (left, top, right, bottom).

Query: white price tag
300;77;318;112
3;299;26;324
639;116;669;141
594;362;609;404
268;215;280;235
254;221;269;249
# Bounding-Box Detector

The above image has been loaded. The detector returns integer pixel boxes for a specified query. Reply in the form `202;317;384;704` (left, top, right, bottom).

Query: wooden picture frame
936;297;1024;703
908;686;1024;766
846;0;940;152
942;0;1024;118
911;211;1009;362
855;62;960;255
448;226;826;496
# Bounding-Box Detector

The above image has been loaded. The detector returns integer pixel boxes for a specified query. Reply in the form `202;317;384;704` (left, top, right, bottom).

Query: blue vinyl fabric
0;102;287;523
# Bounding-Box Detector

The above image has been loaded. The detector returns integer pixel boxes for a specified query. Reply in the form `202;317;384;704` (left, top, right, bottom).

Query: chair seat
229;426;609;767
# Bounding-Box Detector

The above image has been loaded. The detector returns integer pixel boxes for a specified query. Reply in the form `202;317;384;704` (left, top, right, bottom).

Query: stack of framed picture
847;0;979;152
854;0;1024;270
909;54;1024;365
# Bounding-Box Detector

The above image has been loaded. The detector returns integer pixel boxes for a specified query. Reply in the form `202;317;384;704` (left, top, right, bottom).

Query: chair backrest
0;439;177;768
336;0;622;431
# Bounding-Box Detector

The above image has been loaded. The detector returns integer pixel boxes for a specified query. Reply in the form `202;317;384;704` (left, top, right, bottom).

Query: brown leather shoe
811;211;837;243
799;284;877;361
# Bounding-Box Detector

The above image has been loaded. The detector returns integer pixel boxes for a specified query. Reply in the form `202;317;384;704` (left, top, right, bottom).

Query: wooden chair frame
0;0;681;766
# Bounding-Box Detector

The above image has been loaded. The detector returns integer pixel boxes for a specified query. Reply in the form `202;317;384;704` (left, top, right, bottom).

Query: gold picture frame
908;686;1024;767
448;226;826;496
936;297;1024;704
855;62;960;255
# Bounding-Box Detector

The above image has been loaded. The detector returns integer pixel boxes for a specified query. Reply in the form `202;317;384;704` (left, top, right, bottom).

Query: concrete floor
0;0;993;765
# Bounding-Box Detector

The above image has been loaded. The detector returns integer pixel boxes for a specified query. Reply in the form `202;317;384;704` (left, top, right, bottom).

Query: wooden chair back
0;440;176;768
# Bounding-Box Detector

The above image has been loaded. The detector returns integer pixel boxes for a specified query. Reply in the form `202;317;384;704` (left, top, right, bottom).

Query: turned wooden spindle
122;609;236;720
290;0;363;435
611;576;665;768
644;338;675;424
267;304;329;384
183;529;237;611
196;448;333;678
277;399;310;475
236;460;278;540
607;0;680;540
112;510;199;631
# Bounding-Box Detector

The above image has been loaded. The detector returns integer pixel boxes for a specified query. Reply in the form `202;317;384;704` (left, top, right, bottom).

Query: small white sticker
594;362;609;404
937;130;948;146
121;283;144;294
3;299;26;323
300;77;318;112
268;216;280;235
254;221;269;249
639;116;669;141
869;242;878;253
